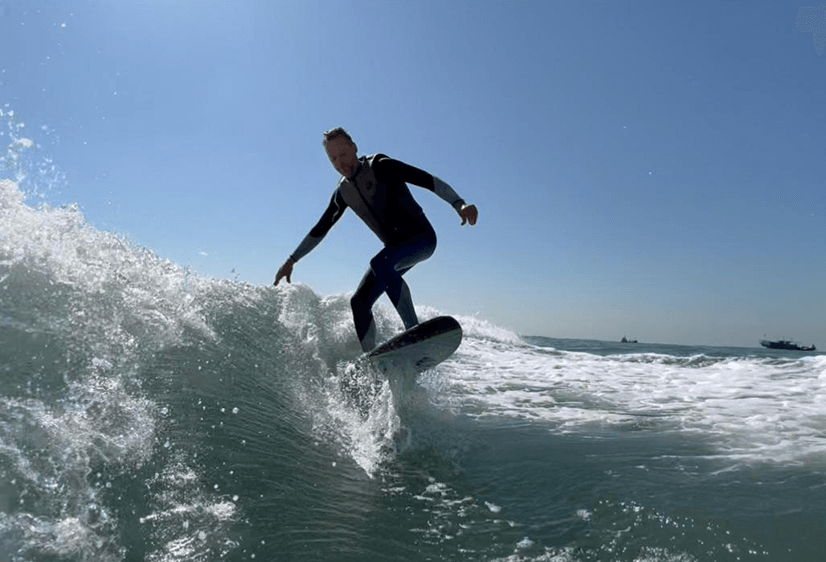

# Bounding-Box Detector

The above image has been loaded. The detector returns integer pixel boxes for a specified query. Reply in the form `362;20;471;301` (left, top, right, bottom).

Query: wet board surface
367;316;462;374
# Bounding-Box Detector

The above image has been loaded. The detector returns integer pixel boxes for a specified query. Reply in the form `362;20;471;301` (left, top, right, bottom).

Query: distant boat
621;336;638;343
760;339;816;352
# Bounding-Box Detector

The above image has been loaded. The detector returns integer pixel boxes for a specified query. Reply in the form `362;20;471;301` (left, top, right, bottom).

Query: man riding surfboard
273;127;478;352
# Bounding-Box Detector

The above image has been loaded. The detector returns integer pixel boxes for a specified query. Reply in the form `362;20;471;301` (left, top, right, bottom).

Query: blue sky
2;0;824;347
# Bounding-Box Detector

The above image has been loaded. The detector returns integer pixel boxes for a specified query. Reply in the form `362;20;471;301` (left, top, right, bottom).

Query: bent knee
369;254;390;277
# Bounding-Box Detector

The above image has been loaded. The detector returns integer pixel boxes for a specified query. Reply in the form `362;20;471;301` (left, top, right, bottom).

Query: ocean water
2;174;826;562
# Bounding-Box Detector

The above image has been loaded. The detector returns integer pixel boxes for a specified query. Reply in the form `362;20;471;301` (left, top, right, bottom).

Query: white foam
1;177;236;559
430;338;826;467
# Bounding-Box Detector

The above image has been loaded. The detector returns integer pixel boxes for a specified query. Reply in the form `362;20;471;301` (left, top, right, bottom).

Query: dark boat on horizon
760;339;816;352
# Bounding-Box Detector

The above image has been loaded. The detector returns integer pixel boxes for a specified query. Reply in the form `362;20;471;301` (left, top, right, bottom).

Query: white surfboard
367;316;462;374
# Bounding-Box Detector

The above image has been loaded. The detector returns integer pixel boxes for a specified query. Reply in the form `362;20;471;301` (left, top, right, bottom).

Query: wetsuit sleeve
374;156;466;211
290;189;347;262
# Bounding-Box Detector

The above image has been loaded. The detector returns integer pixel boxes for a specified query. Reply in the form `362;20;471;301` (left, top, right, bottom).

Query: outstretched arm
373;156;479;226
434;175;479;225
273;189;347;286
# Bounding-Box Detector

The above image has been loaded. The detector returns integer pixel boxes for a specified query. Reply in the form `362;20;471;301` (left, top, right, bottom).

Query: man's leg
371;230;436;329
351;229;436;352
350;269;384;352
392;277;417;330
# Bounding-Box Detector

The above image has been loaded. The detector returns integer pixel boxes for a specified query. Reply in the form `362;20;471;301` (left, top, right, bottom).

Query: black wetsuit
289;154;465;351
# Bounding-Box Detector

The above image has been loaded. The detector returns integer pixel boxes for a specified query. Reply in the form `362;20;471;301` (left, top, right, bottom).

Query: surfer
273;127;478;352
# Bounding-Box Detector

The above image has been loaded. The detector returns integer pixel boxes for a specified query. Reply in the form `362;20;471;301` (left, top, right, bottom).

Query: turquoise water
3;175;826;561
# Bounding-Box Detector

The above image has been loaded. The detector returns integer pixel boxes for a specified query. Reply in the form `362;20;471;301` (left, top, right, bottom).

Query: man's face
325;136;359;179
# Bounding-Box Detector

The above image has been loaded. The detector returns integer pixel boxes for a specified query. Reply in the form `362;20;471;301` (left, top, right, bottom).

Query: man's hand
458;203;478;226
273;258;295;286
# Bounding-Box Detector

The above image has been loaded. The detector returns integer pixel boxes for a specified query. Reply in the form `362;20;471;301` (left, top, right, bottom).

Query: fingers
460;205;478;226
273;264;292;286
